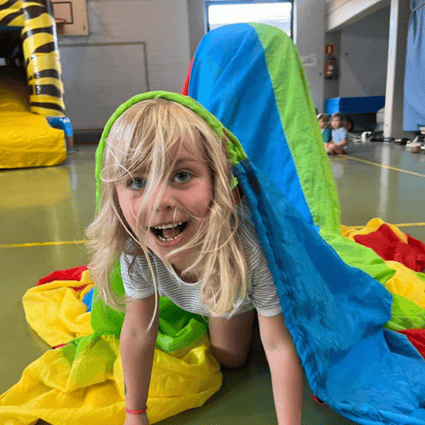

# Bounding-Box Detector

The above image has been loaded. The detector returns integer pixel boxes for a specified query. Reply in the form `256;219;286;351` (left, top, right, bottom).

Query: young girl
317;113;331;143
87;93;303;425
325;112;348;155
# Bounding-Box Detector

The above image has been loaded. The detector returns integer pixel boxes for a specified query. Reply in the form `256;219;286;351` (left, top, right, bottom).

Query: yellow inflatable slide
0;0;71;169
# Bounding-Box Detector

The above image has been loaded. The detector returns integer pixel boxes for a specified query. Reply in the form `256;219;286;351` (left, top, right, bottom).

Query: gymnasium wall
58;0;191;131
338;6;390;98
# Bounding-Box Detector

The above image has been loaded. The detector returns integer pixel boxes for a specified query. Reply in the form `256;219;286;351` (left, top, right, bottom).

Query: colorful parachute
2;23;425;425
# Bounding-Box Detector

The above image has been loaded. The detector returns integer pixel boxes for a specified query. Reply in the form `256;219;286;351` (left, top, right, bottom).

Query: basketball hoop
55;18;67;35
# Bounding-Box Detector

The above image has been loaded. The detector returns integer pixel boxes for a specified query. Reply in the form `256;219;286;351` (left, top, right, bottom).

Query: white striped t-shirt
120;199;282;318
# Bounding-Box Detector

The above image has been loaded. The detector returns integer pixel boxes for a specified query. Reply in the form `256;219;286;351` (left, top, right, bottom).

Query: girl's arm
121;294;158;425
335;137;347;147
258;314;303;425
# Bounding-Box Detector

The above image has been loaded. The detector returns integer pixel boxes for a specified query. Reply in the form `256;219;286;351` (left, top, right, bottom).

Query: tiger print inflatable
0;0;66;116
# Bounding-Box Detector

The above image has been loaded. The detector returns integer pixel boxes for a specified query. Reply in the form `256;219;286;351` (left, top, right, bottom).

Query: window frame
204;0;294;39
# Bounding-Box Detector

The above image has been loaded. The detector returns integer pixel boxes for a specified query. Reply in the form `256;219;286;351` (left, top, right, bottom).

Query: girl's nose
150;185;177;212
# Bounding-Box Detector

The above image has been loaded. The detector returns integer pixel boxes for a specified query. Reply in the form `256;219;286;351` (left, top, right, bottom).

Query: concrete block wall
59;0;191;130
338;6;390;98
57;0;409;138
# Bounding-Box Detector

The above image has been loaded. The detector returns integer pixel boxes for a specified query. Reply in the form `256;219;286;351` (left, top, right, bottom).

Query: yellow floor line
344;222;425;230
0;240;88;248
344;156;425;178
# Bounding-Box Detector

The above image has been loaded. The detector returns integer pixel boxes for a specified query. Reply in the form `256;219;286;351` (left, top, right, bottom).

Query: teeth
157;234;181;242
154;222;183;230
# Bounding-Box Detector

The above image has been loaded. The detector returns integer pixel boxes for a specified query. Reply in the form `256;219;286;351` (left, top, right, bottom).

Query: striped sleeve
249;244;282;317
120;252;156;299
238;206;282;317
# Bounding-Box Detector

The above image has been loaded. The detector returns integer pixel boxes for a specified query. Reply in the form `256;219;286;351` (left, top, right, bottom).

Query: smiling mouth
151;221;188;242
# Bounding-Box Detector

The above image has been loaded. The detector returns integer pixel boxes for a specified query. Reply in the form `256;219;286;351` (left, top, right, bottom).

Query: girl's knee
209;310;256;368
212;347;249;368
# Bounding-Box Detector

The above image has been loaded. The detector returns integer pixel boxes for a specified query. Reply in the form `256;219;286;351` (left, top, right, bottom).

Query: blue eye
173;171;191;183
129;178;147;190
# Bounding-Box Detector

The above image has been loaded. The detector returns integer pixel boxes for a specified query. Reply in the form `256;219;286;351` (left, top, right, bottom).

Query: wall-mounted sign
301;53;318;67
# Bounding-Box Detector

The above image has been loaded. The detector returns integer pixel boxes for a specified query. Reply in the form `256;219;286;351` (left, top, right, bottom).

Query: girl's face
331;117;342;129
115;138;213;271
318;118;328;130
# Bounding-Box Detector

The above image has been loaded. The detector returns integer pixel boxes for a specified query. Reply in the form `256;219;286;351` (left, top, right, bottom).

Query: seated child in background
345;116;354;133
317;113;331;143
325;112;348;155
344;116;363;144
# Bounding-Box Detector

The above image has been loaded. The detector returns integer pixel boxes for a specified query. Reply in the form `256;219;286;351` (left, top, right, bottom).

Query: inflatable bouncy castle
0;0;71;169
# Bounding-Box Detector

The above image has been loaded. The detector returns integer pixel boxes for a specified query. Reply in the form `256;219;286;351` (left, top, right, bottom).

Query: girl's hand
124;413;149;425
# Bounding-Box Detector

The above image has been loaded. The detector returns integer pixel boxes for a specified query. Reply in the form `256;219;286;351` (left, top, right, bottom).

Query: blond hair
86;98;248;317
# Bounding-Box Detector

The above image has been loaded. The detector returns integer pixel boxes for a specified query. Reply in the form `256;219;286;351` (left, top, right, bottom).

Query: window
205;1;293;37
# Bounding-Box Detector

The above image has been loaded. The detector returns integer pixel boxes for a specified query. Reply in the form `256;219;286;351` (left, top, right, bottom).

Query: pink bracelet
125;407;147;415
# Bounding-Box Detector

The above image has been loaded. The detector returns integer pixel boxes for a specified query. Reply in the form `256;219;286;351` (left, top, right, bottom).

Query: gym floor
1;140;424;424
